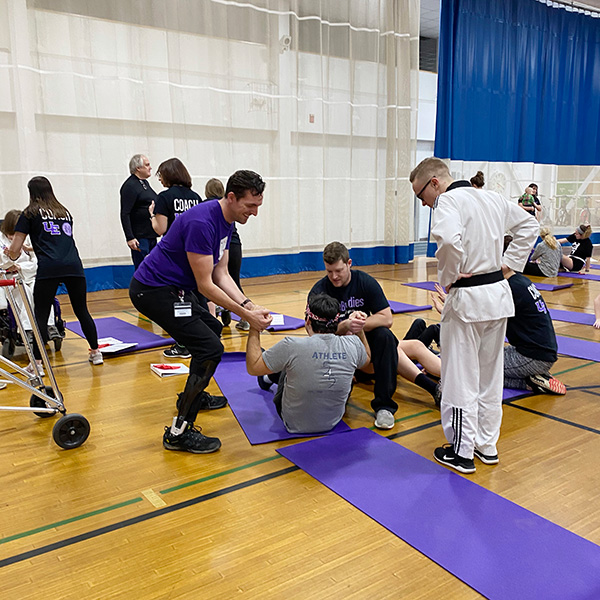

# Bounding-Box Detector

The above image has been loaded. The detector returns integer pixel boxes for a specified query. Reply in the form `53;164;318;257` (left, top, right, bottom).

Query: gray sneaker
374;409;395;430
236;319;250;331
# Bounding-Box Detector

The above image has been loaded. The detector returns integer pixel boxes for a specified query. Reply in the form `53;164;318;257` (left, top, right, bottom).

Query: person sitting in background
522;227;562;278
470;171;485;189
594;293;600;329
246;293;370;434
557;224;593;273
518;186;542;218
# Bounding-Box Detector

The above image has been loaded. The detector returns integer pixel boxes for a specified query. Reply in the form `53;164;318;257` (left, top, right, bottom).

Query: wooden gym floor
0;257;599;599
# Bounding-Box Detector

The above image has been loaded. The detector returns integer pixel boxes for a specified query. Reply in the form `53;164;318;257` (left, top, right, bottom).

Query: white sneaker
25;362;45;377
374;409;395;430
89;350;104;365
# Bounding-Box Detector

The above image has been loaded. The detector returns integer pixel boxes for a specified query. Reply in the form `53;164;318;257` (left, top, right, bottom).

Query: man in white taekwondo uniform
410;158;539;474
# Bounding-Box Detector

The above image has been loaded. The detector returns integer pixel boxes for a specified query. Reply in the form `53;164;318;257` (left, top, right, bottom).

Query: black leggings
523;262;546;277
33;277;98;359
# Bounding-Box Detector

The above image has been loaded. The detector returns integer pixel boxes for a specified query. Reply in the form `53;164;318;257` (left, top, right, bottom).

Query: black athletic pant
365;327;399;414
130;277;223;423
523;262;546;277
32;276;98;360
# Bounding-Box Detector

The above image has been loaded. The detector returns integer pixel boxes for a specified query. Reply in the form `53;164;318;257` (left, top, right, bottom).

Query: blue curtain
435;0;600;165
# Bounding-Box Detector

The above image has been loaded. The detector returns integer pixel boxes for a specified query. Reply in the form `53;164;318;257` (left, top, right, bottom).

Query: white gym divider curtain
447;161;600;236
0;0;420;280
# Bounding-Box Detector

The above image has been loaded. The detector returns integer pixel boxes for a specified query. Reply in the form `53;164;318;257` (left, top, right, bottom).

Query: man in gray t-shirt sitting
246;294;371;434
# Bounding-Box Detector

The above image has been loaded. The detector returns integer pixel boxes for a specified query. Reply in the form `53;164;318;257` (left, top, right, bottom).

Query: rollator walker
0;272;90;449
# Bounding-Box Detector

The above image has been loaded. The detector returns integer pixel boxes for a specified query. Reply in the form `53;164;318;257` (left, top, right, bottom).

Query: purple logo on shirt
43;221;61;235
62;222;72;236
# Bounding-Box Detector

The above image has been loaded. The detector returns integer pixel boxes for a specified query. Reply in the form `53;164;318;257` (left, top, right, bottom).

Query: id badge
174;301;192;318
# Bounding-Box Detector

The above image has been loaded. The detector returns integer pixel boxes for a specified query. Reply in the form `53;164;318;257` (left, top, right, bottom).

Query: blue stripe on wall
80;244;416;291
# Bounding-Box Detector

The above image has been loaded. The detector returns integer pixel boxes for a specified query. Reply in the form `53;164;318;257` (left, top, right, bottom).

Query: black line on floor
0;465;299;569
387;419;441;439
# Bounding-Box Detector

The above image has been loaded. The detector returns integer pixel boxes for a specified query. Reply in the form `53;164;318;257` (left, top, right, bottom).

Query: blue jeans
130;237;157;270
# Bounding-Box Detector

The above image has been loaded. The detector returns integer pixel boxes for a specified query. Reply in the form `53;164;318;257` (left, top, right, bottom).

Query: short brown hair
205;178;225;200
323;241;349;265
0;210;22;237
157;158;192;188
409;157;450;184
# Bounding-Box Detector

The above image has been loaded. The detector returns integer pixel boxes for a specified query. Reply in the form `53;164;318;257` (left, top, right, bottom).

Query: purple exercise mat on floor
549;309;596;326
502;387;532;401
66;317;174;353
403;281;438;292
404;280;573;292
533;282;573;291
213;352;351;444
278;428;600;600
557;335;600;361
388;301;432;314
558;271;600;281
230;313;305;331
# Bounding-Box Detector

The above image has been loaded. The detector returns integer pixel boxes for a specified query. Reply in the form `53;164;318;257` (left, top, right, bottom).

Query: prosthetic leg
170;359;224;435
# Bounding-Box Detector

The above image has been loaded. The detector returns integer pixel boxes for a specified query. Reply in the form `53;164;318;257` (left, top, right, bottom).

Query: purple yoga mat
278;428;600;600
534;282;573;291
230;313;305;331
549;309;596;326
213;352;351;444
557;335;600;361
388;301;432;314
558;272;600;282
502;387;532;401
403;281;438;292
66;317;174;353
405;280;573;293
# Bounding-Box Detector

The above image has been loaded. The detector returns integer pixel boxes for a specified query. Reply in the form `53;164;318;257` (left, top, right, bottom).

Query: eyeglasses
139;179;147;190
415;177;433;200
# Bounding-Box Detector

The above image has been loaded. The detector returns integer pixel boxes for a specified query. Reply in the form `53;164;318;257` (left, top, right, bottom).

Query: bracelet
240;298;252;307
150;214;156;218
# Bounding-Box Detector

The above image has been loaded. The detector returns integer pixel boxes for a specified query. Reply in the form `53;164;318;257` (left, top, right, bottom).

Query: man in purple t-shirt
130;170;272;454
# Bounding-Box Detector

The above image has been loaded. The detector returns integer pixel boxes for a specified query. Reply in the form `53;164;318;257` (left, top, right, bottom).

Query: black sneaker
163;344;191;359
219;309;232;327
176;391;228;412
257;375;273;391
433;444;476;474
163;424;221;454
474;448;499;465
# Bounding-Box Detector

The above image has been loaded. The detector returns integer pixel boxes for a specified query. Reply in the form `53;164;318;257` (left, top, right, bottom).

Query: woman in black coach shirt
5;176;102;371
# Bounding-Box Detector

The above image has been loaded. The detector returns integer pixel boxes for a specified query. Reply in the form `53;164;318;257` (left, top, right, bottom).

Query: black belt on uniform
451;269;503;288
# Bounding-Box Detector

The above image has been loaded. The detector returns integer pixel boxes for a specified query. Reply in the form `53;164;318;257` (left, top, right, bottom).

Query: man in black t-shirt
120;154;158;270
310;242;444;430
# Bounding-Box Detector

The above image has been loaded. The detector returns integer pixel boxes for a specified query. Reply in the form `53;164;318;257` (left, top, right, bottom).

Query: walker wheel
52;413;90;449
30;386;58;418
